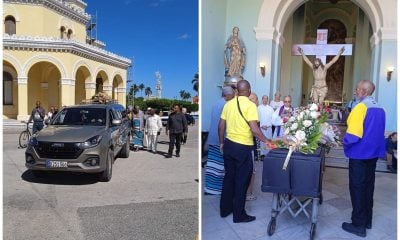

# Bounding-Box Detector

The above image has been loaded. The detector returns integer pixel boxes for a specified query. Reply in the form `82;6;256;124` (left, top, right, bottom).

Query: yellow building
3;0;132;120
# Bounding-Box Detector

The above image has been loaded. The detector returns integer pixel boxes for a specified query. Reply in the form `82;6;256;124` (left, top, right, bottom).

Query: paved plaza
3;122;199;240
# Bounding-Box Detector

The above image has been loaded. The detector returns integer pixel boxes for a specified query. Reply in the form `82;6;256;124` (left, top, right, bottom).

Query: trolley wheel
267;218;276;236
19;130;30;148
310;223;316;240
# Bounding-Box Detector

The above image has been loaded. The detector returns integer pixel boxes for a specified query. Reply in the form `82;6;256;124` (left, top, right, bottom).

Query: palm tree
145;87;152;99
179;90;186;100
183;92;191;101
138;83;145;97
130;84;140;98
192;72;199;92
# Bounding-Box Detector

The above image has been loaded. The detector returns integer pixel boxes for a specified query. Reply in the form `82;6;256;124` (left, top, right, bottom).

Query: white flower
310;111;320;119
290;122;298;130
305;109;310;114
303;120;312;128
309;103;318;111
284;128;290;135
295;130;306;141
288;116;296;122
299;111;305;119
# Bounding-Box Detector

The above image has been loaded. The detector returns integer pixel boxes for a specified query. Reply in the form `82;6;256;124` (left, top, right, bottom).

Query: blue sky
85;0;198;99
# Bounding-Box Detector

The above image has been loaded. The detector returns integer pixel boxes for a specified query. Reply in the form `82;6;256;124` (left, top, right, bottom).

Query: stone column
60;78;75;106
85;82;96;102
103;84;112;98
17;77;29;121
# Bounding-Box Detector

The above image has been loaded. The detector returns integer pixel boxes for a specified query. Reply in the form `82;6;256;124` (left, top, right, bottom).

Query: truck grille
34;142;83;159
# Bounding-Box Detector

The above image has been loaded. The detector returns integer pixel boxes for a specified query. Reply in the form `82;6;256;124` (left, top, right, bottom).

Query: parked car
160;111;170;126
25;102;131;182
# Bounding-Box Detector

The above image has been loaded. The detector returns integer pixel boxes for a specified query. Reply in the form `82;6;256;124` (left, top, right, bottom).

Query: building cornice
3;34;132;69
4;0;90;25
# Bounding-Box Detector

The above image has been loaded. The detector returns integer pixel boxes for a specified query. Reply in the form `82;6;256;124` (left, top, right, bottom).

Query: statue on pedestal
224;26;246;86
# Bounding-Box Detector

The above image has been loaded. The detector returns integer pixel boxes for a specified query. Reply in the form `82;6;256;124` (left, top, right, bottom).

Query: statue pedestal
224;75;243;87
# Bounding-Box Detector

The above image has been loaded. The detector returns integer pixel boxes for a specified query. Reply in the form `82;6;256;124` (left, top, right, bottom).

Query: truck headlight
77;135;102;149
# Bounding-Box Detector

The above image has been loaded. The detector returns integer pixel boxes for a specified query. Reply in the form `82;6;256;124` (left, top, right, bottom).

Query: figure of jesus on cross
293;29;352;104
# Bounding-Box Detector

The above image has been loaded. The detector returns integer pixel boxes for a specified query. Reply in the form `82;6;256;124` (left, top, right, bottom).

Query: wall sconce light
387;66;395;81
259;63;266;77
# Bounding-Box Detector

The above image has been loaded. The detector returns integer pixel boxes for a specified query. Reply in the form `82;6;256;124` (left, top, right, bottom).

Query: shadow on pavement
21;170;99;185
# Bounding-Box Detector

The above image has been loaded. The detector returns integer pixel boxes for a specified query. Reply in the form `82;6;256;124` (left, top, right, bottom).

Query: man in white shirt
145;108;163;153
258;95;274;153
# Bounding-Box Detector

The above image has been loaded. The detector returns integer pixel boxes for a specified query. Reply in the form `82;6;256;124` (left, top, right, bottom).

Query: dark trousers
220;139;253;221
349;158;377;227
168;133;182;155
32;121;44;134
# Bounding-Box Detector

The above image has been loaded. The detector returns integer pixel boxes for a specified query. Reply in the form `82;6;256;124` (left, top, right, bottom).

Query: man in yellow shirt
218;80;274;223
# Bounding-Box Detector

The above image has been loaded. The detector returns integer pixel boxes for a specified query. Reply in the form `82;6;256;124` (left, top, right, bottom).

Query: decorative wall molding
116;87;126;93
17;77;27;84
61;78;74;85
4;0;90;25
85;82;96;89
103;85;112;91
4;34;132;69
23;54;67;78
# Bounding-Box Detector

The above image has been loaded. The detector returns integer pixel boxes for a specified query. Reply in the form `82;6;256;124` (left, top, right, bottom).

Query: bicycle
19;122;32;148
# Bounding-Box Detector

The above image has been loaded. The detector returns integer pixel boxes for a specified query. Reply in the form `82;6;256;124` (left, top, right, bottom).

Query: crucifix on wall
292;29;353;104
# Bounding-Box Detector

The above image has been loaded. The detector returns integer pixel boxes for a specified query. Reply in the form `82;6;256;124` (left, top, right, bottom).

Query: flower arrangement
275;103;340;170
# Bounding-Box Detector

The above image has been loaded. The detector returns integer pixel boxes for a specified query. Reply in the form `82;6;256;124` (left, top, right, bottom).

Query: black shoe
387;165;397;173
165;154;172;158
342;222;366;237
366;222;371;229
233;214;256;223
220;211;232;218
176;153;180;157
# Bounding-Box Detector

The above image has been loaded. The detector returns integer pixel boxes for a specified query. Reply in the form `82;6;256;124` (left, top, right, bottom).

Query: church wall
3;3;87;42
201;0;228;131
225;0;264;96
376;40;397;132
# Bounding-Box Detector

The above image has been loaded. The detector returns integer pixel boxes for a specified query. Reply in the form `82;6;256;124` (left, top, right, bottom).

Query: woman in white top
269;92;284;136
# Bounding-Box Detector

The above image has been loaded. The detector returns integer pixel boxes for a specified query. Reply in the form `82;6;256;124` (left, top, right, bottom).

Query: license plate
46;160;68;168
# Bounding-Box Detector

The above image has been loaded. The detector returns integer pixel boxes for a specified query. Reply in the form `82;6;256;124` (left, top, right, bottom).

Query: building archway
3;61;18;119
27;61;61;113
75;65;91;104
95;70;108;94
112;74;123;103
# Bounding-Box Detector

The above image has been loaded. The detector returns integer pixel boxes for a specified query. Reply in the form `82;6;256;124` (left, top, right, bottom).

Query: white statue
298;46;345;104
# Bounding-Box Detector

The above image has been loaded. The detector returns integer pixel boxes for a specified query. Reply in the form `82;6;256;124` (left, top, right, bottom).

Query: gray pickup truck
25;103;131;182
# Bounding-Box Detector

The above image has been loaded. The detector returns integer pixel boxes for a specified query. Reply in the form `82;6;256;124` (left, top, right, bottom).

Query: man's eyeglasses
284;101;291;103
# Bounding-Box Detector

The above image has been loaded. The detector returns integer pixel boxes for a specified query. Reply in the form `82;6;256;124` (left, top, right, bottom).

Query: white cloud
177;33;190;40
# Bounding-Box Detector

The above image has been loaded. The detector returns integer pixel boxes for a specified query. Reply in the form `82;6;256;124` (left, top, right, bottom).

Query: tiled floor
201;161;397;240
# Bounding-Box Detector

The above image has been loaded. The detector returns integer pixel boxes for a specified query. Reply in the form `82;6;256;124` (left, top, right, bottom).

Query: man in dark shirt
166;104;187;158
28;100;46;134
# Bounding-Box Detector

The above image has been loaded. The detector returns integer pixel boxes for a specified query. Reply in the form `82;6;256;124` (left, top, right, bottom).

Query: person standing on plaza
166;104;187;158
28;100;46;134
341;80;386;237
218;80;274;223
204;86;235;195
181;107;195;145
145;108;163;153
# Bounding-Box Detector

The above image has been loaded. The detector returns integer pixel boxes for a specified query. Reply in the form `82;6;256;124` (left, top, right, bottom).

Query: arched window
67;29;73;39
3;72;13;105
4;15;16;35
60;26;66;39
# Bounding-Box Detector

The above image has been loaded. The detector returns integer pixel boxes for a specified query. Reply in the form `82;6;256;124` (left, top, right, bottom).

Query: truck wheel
118;137;130;158
99;149;113;182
